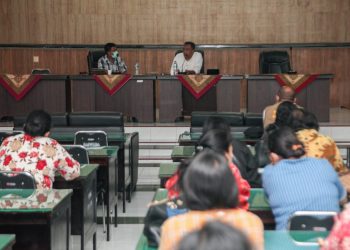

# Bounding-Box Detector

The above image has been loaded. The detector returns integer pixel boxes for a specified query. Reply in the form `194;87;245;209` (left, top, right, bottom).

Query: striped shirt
263;157;346;230
159;209;264;250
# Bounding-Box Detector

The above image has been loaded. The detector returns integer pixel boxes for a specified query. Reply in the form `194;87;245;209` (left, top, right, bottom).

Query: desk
0;189;72;250
0;235;15;250
70;75;156;122
178;132;259;146
249;189;275;229
246;74;333;122
53;164;98;250
171;146;195;162
158;75;243;122
86;147;119;241
159;163;179;187
0;75;68;117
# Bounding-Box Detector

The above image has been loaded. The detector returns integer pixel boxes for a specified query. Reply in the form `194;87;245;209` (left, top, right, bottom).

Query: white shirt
170;52;203;75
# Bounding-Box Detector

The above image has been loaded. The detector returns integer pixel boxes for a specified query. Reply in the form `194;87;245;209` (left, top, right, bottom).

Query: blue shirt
262;157;346;230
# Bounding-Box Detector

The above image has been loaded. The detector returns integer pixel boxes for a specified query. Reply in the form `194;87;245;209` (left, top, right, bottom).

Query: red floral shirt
0;134;80;189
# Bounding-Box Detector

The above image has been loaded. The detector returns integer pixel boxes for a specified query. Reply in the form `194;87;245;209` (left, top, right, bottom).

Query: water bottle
135;63;140;75
172;61;178;75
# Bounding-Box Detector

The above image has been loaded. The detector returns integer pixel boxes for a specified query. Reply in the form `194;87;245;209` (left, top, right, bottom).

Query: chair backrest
64;145;89;165
175;50;205;74
31;69;51;75
0;171;36;189
259;51;291;74
74;131;108;148
68;112;124;132
190;112;244;133
288;211;336;231
244;113;263;127
87;50;106;74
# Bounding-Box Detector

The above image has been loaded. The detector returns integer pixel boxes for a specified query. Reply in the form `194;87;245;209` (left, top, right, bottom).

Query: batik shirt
0;134;80;189
97;55;127;73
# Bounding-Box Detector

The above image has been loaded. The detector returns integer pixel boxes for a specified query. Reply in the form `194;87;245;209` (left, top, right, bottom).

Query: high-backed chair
190;112;244;133
13;114;68;130
0;171;36;189
87;50;105;74
175;50;205;74
259;51;291;74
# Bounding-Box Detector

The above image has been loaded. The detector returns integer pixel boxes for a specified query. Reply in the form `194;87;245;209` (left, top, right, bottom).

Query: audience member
263;86;297;128
177;221;253;250
263;127;346;230
159;150;264;250
290;109;348;174
0;110;80;189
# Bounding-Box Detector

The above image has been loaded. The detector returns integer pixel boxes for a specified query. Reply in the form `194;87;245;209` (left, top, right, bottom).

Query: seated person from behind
97;42;127;73
177;221;253;250
0;110;80;189
170;41;203;75
263;86;297;128
262;127;346;230
290;109;348;174
159;150;264;250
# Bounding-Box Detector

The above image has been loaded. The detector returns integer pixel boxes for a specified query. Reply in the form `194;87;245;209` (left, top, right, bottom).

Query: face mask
112;51;119;59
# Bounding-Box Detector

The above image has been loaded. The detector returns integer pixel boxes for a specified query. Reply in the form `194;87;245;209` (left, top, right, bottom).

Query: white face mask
112;51;119;59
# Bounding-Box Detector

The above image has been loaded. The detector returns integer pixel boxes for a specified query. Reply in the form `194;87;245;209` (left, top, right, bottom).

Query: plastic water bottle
172;62;178;75
135;63;140;75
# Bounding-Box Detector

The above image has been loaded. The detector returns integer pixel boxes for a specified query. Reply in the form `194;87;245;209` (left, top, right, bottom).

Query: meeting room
0;0;350;249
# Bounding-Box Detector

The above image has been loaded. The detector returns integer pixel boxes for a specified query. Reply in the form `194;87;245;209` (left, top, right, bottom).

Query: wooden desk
178;132;259;146
0;189;72;250
0;235;15;250
246;74;333;122
70;75;156;122
53;164;98;250
86;147;118;241
158;75;243;122
0;75;68;117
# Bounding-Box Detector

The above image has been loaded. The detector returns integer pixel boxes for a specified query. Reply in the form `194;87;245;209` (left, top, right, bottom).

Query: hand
318;238;325;246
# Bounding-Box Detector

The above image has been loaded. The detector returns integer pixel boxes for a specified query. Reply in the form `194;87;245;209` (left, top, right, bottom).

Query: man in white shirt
170;41;203;75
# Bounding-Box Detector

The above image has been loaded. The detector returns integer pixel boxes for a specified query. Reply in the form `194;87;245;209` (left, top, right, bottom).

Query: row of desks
136;188;324;250
0;74;332;122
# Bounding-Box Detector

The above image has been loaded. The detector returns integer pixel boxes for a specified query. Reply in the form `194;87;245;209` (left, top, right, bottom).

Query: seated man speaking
170;41;203;75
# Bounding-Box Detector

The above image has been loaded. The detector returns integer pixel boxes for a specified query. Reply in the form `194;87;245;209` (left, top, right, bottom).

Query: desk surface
51;132;126;143
179;132;257;144
86;146;119;158
158;163;179;178
0;234;15;250
0;189;72;212
171;146;195;159
249;188;270;211
55;163;99;181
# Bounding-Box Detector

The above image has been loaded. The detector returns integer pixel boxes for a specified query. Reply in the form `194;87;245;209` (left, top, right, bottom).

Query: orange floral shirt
296;129;347;174
159;209;264;250
0;134;80;189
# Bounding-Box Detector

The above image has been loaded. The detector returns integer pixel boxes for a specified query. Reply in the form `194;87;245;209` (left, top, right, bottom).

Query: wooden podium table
158;75;243;122
70;75;156;122
0;75;68;117
246;74;333;122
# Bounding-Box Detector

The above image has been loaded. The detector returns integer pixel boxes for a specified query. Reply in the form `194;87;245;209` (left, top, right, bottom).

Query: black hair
23;110;52;137
274;101;297;127
184;41;196;50
268;127;305;159
104;42;117;54
289;109;320;132
202;116;231;135
173;159;190;194
198;129;232;156
177;221;253;250
183;149;239;210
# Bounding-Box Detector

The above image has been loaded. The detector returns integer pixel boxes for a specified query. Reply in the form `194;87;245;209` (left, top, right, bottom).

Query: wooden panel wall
0;47;349;108
0;0;350;44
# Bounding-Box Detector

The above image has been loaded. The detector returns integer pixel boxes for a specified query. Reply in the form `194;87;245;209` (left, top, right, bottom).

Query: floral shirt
97;54;127;73
296;129;347;174
0;134;80;189
321;204;350;250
